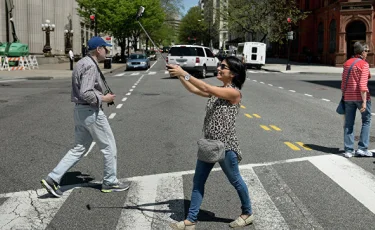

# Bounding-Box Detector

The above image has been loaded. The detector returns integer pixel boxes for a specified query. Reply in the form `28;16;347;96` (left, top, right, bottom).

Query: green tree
76;0;164;59
206;0;309;44
178;6;206;44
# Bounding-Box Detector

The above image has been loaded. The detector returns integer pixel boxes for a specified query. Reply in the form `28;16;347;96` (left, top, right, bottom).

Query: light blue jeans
49;104;118;185
344;100;371;153
186;150;252;223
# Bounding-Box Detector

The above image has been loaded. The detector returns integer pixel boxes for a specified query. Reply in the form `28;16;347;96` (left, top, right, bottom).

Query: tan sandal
169;221;196;230
229;215;254;228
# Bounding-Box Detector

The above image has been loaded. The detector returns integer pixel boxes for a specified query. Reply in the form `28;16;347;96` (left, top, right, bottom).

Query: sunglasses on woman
220;63;230;70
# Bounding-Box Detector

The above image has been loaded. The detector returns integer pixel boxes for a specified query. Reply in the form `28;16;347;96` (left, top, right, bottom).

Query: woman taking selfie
167;56;253;229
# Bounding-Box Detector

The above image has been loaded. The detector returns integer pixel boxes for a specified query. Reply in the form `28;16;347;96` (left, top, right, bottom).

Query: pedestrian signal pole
286;17;293;71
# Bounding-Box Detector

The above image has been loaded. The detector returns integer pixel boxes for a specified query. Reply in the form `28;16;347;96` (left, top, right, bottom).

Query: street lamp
41;19;55;57
286;17;293;71
64;29;74;54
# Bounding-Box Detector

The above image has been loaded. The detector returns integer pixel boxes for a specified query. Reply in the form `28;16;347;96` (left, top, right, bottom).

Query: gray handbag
197;138;225;163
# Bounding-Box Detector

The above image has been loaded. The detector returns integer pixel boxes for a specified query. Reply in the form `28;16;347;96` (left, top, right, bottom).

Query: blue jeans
186;150;252;223
49;105;118;185
344;100;371;153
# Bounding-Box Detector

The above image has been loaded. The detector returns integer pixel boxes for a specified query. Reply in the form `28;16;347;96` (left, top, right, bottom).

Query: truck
236;42;266;70
0;0;29;61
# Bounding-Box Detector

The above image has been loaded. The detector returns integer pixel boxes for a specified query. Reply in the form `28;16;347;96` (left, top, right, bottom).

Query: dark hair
224;56;246;90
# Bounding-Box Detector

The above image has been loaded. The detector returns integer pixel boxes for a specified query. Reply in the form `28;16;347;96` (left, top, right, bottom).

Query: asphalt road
0;57;374;230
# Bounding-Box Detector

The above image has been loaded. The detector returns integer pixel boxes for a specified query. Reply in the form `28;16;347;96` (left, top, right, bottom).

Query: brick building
286;0;374;67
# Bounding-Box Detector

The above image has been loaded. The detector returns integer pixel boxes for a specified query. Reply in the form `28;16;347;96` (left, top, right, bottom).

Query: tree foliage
76;0;165;58
178;6;206;45
209;0;309;44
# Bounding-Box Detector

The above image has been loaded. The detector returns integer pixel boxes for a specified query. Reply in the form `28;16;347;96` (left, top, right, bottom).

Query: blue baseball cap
87;36;112;50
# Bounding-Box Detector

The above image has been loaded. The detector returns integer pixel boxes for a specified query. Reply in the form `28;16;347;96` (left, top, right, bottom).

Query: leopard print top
203;84;242;161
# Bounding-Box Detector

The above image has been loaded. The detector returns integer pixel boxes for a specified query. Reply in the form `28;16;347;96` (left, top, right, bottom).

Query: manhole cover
355;136;375;142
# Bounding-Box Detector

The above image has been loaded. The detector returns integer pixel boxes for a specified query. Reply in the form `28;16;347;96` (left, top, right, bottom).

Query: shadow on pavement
60;171;95;186
84;199;233;223
303;144;343;154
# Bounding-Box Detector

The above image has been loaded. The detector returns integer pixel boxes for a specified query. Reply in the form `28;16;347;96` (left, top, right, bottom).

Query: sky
182;0;199;16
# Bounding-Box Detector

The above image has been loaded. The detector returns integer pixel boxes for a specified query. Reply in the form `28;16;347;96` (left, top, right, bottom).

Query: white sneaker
355;149;373;157
343;152;354;158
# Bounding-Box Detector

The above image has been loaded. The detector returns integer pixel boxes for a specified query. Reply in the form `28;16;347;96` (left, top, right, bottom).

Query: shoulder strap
87;55;113;94
343;58;361;94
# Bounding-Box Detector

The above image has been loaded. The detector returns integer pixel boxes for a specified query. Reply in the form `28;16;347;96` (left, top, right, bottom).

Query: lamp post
286;17;293;71
41;19;55;57
64;29;74;54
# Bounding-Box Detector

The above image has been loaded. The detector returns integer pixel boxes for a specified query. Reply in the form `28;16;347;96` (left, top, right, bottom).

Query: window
205;48;214;57
317;23;324;53
329;20;336;53
169;47;197;56
252;47;258;53
196;48;205;57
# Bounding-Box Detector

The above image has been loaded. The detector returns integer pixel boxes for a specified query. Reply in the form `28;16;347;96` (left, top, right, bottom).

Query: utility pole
286;17;293;71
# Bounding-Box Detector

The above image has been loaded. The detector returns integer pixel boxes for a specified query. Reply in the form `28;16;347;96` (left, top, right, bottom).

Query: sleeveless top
202;84;242;161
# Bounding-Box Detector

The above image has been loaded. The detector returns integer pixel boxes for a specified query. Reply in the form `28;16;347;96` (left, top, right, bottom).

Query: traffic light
287;17;292;23
90;15;95;29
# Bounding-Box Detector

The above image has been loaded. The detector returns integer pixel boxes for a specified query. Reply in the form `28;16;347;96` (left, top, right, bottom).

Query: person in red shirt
342;41;372;158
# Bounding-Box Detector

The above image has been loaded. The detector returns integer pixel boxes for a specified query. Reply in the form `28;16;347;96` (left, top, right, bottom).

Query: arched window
318;23;324;53
329;20;336;53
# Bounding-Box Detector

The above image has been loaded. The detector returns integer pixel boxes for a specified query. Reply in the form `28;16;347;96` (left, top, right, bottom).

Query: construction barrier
0;55;38;71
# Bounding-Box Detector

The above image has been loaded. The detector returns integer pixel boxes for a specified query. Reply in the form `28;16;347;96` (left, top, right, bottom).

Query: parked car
146;50;157;61
167;45;220;78
125;54;150;70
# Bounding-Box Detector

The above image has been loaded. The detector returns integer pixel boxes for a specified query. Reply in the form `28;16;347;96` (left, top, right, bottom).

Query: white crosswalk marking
0;189;72;229
309;155;375;214
242;168;289;229
1;155;375;229
148;72;156;75
131;73;140;75
116;176;159;229
114;73;125;77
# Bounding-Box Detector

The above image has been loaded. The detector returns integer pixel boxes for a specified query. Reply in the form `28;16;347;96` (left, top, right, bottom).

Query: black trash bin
104;57;112;69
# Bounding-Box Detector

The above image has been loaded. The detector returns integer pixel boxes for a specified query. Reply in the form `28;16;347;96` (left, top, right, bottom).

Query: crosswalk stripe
149;72;156;75
131;73;140;75
151;176;185;228
242;168;289;229
0;189;72;229
116;176;159;229
254;166;324;229
2;155;375;229
114;73;125;77
309;155;375;214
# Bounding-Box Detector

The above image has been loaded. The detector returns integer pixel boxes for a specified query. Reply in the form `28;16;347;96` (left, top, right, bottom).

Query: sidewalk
262;58;375;75
0;62;127;80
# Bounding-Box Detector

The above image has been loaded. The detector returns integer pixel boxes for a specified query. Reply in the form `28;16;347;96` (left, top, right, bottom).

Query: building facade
293;0;374;66
0;0;96;56
199;0;228;49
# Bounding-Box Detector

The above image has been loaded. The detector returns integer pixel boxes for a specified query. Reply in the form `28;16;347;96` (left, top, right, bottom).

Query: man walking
69;49;74;70
342;41;373;158
41;36;130;198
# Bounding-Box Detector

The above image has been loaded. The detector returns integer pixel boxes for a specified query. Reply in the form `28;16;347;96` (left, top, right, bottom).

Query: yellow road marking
245;114;253;118
296;142;312;150
269;125;281;131
241;105;246;109
253;114;261;118
260;125;271;131
284;142;301;151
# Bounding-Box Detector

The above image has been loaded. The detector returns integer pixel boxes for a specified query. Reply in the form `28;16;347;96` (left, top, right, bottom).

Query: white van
236;42;266;70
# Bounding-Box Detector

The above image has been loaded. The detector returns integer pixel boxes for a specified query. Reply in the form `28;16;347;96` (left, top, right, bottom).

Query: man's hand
360;101;366;113
102;93;116;103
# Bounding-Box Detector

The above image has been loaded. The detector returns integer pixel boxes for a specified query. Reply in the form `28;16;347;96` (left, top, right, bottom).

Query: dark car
125;54;150;70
